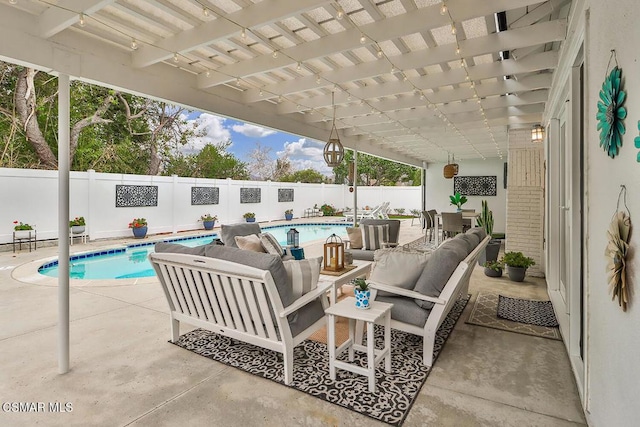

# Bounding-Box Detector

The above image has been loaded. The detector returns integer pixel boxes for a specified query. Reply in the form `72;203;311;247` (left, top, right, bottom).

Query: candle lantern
323;233;345;272
287;228;299;248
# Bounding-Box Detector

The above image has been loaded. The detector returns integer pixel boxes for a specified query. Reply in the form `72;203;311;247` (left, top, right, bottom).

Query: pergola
0;0;570;372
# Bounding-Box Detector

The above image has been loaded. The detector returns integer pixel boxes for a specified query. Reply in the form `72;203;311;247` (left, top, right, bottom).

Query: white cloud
182;114;231;154
278;138;333;176
232;123;276;138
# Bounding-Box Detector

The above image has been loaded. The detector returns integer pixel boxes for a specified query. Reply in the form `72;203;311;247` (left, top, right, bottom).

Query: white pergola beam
132;0;330;68
199;0;552;88
39;0;115;38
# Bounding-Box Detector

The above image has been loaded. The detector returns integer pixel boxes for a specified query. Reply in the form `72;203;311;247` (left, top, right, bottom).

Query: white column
58;74;70;374
353;150;358;226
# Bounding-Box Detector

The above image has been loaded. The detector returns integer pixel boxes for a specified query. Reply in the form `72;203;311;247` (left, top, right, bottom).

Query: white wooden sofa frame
366;235;490;367
149;252;332;385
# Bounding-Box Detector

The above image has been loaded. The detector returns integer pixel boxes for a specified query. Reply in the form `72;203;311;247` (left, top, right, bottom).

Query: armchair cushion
370;249;431;296
204;245;293;307
375;295;431;327
155;242;211;256
346;227;363;249
362;224;389;250
466;226;487;241
413;239;468;309
259;232;285;256
453;233;476;255
283;257;322;299
235;234;266;253
220;223;262;248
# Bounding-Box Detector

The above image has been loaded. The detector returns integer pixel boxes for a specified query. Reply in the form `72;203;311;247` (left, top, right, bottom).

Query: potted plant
243;212;256;223
500;251;535;282
353;278;371;310
483;260;503;277
69;216;86;234
13;220;34;238
128;218;148;239
200;214;217;230
284;209;293;221
449;191;468;212
476;200;501;265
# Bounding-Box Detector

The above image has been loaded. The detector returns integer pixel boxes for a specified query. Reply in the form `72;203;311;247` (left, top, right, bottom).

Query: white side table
325;297;393;393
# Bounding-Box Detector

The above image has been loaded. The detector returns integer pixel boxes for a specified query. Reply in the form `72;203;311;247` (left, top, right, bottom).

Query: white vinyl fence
0;168;421;244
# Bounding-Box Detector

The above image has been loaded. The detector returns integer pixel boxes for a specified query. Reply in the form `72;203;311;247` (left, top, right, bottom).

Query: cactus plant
476;199;494;236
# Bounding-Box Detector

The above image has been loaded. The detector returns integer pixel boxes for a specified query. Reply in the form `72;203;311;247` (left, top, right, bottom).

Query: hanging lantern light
531;124;545;142
287;228;299;248
323;234;345;272
443;153;459;179
323;92;345;168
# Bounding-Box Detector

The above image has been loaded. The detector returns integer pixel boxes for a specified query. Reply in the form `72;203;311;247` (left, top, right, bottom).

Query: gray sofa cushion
370;248;431;296
376;295;431;327
466;227;486;242
288;299;325;336
347;249;376;261
203;245;292;308
155;242;211;256
453;233;476;255
413;239;468;309
220;223;262;248
464;230;481;247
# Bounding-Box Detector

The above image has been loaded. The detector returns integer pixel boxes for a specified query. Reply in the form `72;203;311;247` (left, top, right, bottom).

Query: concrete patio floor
0;219;586;426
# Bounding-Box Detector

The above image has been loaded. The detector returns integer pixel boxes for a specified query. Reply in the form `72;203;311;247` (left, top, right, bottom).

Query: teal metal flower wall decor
597;66;626;158
635;120;640;162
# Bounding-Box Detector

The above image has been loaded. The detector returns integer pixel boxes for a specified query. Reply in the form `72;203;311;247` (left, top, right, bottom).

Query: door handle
560;206;569;211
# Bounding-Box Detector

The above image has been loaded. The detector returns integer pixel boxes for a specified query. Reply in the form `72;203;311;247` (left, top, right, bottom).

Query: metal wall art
191;187;219;205
240;187;261;203
278;188;294;202
635;120;640;162
115;185;158;207
454;176;497;196
597;50;626;159
605;185;632;311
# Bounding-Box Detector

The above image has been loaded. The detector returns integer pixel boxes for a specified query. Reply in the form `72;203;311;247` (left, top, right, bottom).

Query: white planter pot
14;230;34;239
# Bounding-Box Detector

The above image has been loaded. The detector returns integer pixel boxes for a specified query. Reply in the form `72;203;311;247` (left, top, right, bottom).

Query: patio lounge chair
150;243;331;385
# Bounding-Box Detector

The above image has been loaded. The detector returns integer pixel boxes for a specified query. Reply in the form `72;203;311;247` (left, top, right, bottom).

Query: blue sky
183;111;333;175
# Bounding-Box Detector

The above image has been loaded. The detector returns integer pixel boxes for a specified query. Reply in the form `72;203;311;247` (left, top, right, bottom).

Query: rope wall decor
605;185;632;311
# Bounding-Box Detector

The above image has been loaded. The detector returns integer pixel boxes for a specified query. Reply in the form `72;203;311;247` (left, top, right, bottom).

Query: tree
247;142;275;180
273;156;292;181
332;149;420;186
192;141;249;179
280;168;326;183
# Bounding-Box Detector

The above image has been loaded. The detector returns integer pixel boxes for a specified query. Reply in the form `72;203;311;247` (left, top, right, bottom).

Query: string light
241;28;246;39
272;51;278;58
202;7;210;17
173;53;179;63
130;38;138;50
450;23;456;35
376;49;383;58
205;70;210;77
440;2;448;15
336;7;345;20
455;46;460;54
79;13;86;27
296;62;302;71
259;89;263;96
9;0;17;4
360;34;367;44
316;75;321;84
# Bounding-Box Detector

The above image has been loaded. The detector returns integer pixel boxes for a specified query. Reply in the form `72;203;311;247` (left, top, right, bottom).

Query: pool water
38;223;349;280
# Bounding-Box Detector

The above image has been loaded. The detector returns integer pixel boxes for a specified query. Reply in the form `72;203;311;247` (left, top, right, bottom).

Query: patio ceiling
0;0;571;167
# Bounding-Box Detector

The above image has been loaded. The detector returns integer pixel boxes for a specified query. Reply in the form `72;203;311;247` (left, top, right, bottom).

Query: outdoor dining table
434;212;481;245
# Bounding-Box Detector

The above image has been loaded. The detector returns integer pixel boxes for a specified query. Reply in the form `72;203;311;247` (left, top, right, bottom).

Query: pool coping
13;221;351;287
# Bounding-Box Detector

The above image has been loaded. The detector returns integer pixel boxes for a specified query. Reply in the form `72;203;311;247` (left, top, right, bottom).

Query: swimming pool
38;223;350;280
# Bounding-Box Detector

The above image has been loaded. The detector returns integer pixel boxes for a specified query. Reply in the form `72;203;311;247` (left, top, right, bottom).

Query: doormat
497;295;559;327
466;291;561;340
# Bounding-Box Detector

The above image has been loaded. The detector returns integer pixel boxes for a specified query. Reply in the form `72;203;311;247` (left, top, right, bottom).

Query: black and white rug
497;295;559;327
173;296;469;426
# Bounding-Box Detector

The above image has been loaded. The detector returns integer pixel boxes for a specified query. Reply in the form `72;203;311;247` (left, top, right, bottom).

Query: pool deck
0;217;585;426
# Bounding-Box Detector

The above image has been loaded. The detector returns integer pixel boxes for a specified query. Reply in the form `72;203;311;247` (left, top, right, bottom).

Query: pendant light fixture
323;92;345;168
531;124;545;142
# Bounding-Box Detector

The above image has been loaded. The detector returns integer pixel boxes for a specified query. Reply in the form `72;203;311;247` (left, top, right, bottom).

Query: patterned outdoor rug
497;295;559;327
466;291;561;340
173;296;469;426
404;236;437;252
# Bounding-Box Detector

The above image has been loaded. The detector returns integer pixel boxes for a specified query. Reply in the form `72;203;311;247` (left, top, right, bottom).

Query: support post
353;150;358;226
58;74;70;374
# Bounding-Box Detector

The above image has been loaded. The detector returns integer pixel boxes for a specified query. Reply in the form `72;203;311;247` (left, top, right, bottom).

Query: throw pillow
362;224;389;250
346;227;363;249
413;239;468;309
283;257;323;300
234;234;266;253
259;232;284;257
369;248;431;296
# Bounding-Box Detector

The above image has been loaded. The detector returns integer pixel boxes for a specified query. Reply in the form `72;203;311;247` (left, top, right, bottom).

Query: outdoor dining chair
441;212;464;239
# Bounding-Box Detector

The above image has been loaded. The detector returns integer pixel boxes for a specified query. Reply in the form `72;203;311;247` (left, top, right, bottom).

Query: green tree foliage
279;168;327;183
164;141;249;180
332;149;421;186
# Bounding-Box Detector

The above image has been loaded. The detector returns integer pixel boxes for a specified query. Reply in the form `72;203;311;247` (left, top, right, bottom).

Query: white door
558;108;569;305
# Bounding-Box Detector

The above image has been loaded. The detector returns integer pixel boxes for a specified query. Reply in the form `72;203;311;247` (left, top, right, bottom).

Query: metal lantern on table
323;233;345;272
287;228;299;248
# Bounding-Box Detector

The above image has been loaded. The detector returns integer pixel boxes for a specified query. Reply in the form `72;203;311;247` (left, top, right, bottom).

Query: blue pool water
38;223;350;280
